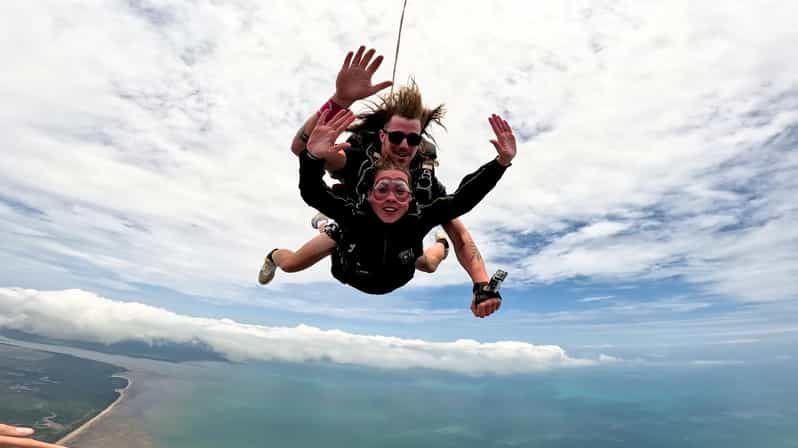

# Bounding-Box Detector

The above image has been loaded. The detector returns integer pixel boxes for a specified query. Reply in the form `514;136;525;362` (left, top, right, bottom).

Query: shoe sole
258;257;276;285
435;231;449;260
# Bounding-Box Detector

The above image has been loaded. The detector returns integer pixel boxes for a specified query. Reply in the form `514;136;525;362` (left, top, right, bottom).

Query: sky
1;0;797;373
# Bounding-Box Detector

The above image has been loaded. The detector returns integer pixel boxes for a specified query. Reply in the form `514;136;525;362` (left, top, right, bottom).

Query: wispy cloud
690;360;745;366
579;295;614;303
0;288;612;375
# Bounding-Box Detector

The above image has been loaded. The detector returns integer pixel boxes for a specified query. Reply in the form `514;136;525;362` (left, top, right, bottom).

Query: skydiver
260;46;503;317
260;108;516;312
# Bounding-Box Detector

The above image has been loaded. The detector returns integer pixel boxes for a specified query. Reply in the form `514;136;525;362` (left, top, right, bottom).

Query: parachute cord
390;0;408;94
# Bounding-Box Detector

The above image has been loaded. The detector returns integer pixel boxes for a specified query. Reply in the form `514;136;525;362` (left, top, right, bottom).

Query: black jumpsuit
299;150;508;295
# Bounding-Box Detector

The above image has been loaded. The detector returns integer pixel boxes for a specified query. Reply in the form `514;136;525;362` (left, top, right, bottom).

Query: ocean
143;360;798;448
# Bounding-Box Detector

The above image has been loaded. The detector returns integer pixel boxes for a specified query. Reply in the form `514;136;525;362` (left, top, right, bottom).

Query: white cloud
579;295;614;303
0;287;607;375
598;354;621;363
706;339;759;345
690;360;745;366
0;0;796;307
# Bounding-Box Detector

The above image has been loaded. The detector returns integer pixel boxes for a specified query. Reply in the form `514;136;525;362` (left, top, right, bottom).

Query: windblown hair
349;80;446;138
372;157;411;186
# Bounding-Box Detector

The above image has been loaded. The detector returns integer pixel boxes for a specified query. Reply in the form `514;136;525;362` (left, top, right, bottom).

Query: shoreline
56;373;132;446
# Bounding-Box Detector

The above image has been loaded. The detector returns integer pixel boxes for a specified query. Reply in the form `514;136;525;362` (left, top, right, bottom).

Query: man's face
367;169;412;223
380;116;423;167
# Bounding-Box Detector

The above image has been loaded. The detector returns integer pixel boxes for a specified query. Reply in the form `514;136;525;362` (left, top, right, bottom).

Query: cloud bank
0;288;604;375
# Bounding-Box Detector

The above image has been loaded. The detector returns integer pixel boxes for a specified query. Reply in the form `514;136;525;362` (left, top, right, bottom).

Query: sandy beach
56;373;132;446
56;368;167;448
0;337;195;448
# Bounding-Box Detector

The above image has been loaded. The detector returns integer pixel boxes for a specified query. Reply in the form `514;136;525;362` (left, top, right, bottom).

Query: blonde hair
350;80;446;137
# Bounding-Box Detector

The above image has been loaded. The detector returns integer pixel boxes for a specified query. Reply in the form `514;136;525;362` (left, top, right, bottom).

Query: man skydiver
262;109;516;297
260;46;502;318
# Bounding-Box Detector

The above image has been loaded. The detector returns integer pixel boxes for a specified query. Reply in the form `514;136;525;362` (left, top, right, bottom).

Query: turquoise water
147;361;798;448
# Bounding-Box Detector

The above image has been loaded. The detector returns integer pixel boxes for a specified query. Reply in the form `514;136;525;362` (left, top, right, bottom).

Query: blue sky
1;0;797;373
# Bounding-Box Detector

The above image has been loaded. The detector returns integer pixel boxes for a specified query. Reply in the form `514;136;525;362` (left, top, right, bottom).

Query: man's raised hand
332;46;393;108
307;109;355;159
488;114;517;166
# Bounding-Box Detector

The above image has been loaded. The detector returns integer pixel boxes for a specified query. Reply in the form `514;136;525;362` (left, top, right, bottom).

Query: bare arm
442;219;489;283
299;110;358;219
290;112;319;156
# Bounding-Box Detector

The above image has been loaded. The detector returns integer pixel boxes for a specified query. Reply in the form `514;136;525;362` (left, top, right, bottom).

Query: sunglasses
373;179;412;202
383;130;423;147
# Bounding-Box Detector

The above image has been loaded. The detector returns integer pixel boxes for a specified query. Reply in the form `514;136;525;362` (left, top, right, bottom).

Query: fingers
471;298;501;318
332;142;351;152
351;46;365;67
341;51;353;71
365;54;383;75
350;46;384;72
0;435;67;448
489;114;512;135
316;109;330;126
489;114;506;135
360;48;376;69
486;298;501;315
0;426;33;437
488;114;516;163
369;80;393;95
328;110;355;133
488;114;501;137
0;425;67;448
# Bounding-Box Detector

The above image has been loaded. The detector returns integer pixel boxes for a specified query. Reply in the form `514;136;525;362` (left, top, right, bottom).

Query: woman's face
367;169;412;223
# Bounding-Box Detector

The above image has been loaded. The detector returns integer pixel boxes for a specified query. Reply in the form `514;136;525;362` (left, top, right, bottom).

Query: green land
0;342;126;443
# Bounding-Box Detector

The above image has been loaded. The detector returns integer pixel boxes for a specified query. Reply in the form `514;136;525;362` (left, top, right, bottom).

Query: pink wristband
318;98;346;118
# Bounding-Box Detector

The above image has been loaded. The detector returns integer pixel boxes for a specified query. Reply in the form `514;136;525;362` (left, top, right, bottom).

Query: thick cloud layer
0;288;604;375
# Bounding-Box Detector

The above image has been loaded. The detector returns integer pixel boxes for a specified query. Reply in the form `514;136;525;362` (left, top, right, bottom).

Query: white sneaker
311;212;330;231
435;230;449;260
258;252;276;285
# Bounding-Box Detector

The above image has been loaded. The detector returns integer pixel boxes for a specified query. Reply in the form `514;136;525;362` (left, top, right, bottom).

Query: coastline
1;337;206;448
56;373;132;446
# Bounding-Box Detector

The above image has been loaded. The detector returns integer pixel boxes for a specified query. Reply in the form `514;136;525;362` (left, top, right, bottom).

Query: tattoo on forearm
294;126;309;144
469;242;483;263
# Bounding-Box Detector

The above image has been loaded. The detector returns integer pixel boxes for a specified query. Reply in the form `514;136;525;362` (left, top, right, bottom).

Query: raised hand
332;46;393;108
307;109;355;159
488;114;517;166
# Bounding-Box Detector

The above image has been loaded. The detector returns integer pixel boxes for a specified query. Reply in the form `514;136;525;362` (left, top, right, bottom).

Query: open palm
307;110;355;158
488;114;517;164
334;46;393;106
